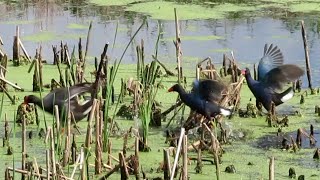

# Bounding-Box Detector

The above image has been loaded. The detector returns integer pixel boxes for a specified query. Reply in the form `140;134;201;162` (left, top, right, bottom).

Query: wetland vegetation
1;0;320;179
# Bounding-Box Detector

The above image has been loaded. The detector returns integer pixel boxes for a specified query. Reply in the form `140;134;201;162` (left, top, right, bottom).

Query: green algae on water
126;1;225;20
162;35;224;41
67;23;89;29
289;3;320;13
23;31;86;42
89;0;143;6
22;31;57;42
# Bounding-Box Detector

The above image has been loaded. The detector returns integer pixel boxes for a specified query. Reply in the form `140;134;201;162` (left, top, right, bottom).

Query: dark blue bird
168;79;231;118
242;44;305;111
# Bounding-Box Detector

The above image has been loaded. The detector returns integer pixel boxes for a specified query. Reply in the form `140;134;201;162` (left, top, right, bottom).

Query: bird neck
245;73;257;86
29;96;44;109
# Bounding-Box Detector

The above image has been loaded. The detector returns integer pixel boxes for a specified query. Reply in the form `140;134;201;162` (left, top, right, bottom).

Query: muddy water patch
255;129;320;149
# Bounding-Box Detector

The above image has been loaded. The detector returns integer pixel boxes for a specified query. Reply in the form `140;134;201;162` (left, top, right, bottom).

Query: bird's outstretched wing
258;44;284;81
262;64;304;90
192;79;227;102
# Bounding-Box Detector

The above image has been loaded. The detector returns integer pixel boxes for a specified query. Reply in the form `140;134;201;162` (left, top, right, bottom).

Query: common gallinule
242;44;304;111
168;79;231;118
24;83;95;122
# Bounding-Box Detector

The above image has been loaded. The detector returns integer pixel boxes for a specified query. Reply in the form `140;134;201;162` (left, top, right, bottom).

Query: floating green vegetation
22;31;56;42
66;23;88;29
289;2;320;13
162;35;224;41
213;3;257;12
271;35;290;39
22;31;86;42
126;1;225;20
60;33;86;39
89;0;143;6
210;48;232;53
3;19;39;25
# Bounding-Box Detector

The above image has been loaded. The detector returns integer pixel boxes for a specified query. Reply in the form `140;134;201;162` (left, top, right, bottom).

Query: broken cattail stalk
13;26;20;66
163;149;171;180
46;149;50;179
223;54;227;77
203;123;220;180
135;137;139;160
315;105;319;114
49;127;57;179
301;20;313;91
82;21;93;80
269;156;274;180
71;153;81;179
310;124;316;146
107;140;112;167
174;8;182;83
296;128;302;147
18;38;31;63
95;100;102;175
119;152;129;180
170;128;185;180
62;111;71;167
123;132;129;157
182;135;188;180
22;116;27;172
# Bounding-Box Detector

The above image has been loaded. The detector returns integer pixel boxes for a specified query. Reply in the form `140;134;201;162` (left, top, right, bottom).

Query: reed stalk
102;21;145;152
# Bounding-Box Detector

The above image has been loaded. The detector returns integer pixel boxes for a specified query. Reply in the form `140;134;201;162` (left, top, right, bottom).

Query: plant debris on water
1;0;320;180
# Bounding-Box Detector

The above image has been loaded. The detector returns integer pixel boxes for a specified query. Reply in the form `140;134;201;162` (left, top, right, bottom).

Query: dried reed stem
170;128;185;180
301;20;313;90
269;157;274;180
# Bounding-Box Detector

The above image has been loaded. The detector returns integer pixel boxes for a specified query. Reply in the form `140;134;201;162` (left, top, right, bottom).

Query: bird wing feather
192;79;227;102
262;64;304;90
258;44;284;81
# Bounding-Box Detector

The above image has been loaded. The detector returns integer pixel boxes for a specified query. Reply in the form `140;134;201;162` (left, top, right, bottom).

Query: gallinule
24;83;95;122
242;44;304;111
168;79;231;118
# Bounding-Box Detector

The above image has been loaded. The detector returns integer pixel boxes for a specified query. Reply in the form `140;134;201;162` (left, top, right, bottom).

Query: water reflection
0;0;319;87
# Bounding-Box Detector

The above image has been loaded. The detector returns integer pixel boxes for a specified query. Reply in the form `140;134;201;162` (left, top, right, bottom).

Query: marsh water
1;0;320;86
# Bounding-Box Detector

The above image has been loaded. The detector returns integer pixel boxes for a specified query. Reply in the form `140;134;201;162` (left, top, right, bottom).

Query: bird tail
220;107;232;116
279;87;294;103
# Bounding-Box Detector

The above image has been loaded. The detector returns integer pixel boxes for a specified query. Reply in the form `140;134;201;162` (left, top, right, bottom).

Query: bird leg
256;100;263;115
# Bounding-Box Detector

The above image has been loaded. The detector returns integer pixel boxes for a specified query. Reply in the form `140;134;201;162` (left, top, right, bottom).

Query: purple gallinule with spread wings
242;44;304;111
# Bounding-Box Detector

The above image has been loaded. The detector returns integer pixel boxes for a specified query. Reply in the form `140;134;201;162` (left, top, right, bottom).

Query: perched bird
242;44;304;111
168;79;231;118
24;83;95;122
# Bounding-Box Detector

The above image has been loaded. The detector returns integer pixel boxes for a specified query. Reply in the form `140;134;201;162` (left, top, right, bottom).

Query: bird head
23;96;30;104
23;95;37;104
168;84;180;92
241;68;250;76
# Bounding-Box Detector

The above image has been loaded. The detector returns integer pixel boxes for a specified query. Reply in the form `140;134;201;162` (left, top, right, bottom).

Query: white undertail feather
281;90;294;102
220;108;231;116
83;106;93;115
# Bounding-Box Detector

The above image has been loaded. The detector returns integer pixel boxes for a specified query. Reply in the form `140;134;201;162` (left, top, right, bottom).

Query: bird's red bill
241;69;246;75
168;87;174;92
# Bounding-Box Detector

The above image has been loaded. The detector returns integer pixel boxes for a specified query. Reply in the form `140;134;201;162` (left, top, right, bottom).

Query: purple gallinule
168;79;231;118
24;83;95;122
242;44;304;111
